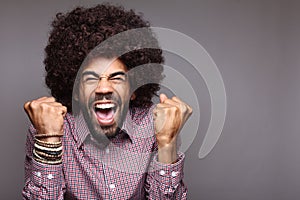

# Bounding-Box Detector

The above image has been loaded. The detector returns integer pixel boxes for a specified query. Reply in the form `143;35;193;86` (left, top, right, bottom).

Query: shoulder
130;104;155;125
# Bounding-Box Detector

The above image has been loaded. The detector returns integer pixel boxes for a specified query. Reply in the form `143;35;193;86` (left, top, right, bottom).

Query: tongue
96;109;114;119
96;109;115;124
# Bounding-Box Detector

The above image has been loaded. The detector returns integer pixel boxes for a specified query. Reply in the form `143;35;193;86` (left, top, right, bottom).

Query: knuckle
40;103;54;112
23;101;30;110
187;105;193;113
55;106;63;113
181;104;187;111
30;100;39;109
39;102;48;108
49;97;56;101
169;106;179;114
166;98;172;104
53;100;62;106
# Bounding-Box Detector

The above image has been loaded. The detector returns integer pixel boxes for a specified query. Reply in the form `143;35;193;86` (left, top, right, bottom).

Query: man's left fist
153;94;193;148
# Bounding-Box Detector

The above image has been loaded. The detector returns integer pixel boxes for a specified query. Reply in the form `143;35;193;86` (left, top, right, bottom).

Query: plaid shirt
22;106;187;199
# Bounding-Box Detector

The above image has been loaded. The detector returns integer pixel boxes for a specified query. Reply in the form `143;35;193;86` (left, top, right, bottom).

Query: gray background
0;0;299;199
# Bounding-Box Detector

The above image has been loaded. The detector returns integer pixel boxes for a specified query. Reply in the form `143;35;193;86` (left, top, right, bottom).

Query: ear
130;93;136;101
73;91;79;102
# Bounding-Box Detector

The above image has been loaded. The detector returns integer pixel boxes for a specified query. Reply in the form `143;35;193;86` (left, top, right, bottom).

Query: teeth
95;103;115;109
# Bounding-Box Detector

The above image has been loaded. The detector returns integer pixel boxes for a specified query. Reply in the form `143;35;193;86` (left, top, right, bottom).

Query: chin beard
81;108;127;145
85;117;119;142
81;96;129;145
94;125;120;139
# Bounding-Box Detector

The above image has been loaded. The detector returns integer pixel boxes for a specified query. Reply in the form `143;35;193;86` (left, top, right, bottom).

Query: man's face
78;57;132;139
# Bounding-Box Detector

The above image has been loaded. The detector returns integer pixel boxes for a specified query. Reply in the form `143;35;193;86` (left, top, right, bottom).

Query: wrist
35;132;63;142
39;137;61;143
157;143;178;164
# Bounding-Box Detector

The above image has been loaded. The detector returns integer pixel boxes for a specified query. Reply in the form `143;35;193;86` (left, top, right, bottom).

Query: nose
95;76;113;94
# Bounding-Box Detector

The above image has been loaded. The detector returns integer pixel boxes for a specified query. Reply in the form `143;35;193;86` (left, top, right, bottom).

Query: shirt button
171;171;178;177
47;174;54;180
105;148;110;154
36;172;41;177
159;170;166;176
109;184;116;189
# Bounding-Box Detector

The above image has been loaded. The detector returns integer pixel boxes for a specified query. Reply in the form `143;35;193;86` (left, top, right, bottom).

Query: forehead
83;57;128;75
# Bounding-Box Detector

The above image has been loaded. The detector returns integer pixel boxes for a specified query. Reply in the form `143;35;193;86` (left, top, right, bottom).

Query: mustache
95;93;113;101
89;93;121;105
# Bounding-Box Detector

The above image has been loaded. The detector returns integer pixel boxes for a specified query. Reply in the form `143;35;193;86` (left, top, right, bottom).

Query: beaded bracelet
33;149;60;161
34;149;62;160
34;143;63;152
35;138;62;148
33;148;62;163
34;148;63;157
35;133;64;138
35;137;62;145
33;148;45;160
33;149;62;161
36;148;63;156
33;133;64;164
33;156;62;165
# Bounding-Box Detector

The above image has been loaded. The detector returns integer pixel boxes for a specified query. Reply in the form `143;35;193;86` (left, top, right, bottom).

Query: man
23;4;192;199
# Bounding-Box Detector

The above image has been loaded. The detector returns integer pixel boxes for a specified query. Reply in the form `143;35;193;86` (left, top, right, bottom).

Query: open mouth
94;102;117;126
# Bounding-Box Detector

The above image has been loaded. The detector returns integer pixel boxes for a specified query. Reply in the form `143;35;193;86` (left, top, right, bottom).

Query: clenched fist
24;96;67;142
153;94;192;163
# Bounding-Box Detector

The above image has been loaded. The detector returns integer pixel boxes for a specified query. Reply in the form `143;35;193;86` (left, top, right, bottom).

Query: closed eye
82;71;99;83
110;76;126;81
108;72;127;82
85;77;98;81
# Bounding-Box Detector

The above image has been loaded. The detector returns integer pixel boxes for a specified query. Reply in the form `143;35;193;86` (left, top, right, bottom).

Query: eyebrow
108;71;127;79
82;71;126;79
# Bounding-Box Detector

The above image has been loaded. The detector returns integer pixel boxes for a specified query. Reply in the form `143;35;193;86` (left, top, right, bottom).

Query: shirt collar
73;110;134;149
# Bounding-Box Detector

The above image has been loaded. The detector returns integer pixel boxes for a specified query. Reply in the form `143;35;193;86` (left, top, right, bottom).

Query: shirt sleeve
22;126;66;200
145;152;188;200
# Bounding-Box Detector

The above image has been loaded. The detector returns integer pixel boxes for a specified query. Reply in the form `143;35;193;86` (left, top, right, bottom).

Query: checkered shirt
22;106;187;199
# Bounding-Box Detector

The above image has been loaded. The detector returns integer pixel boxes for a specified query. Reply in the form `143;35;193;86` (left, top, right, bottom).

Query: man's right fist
24;97;67;142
